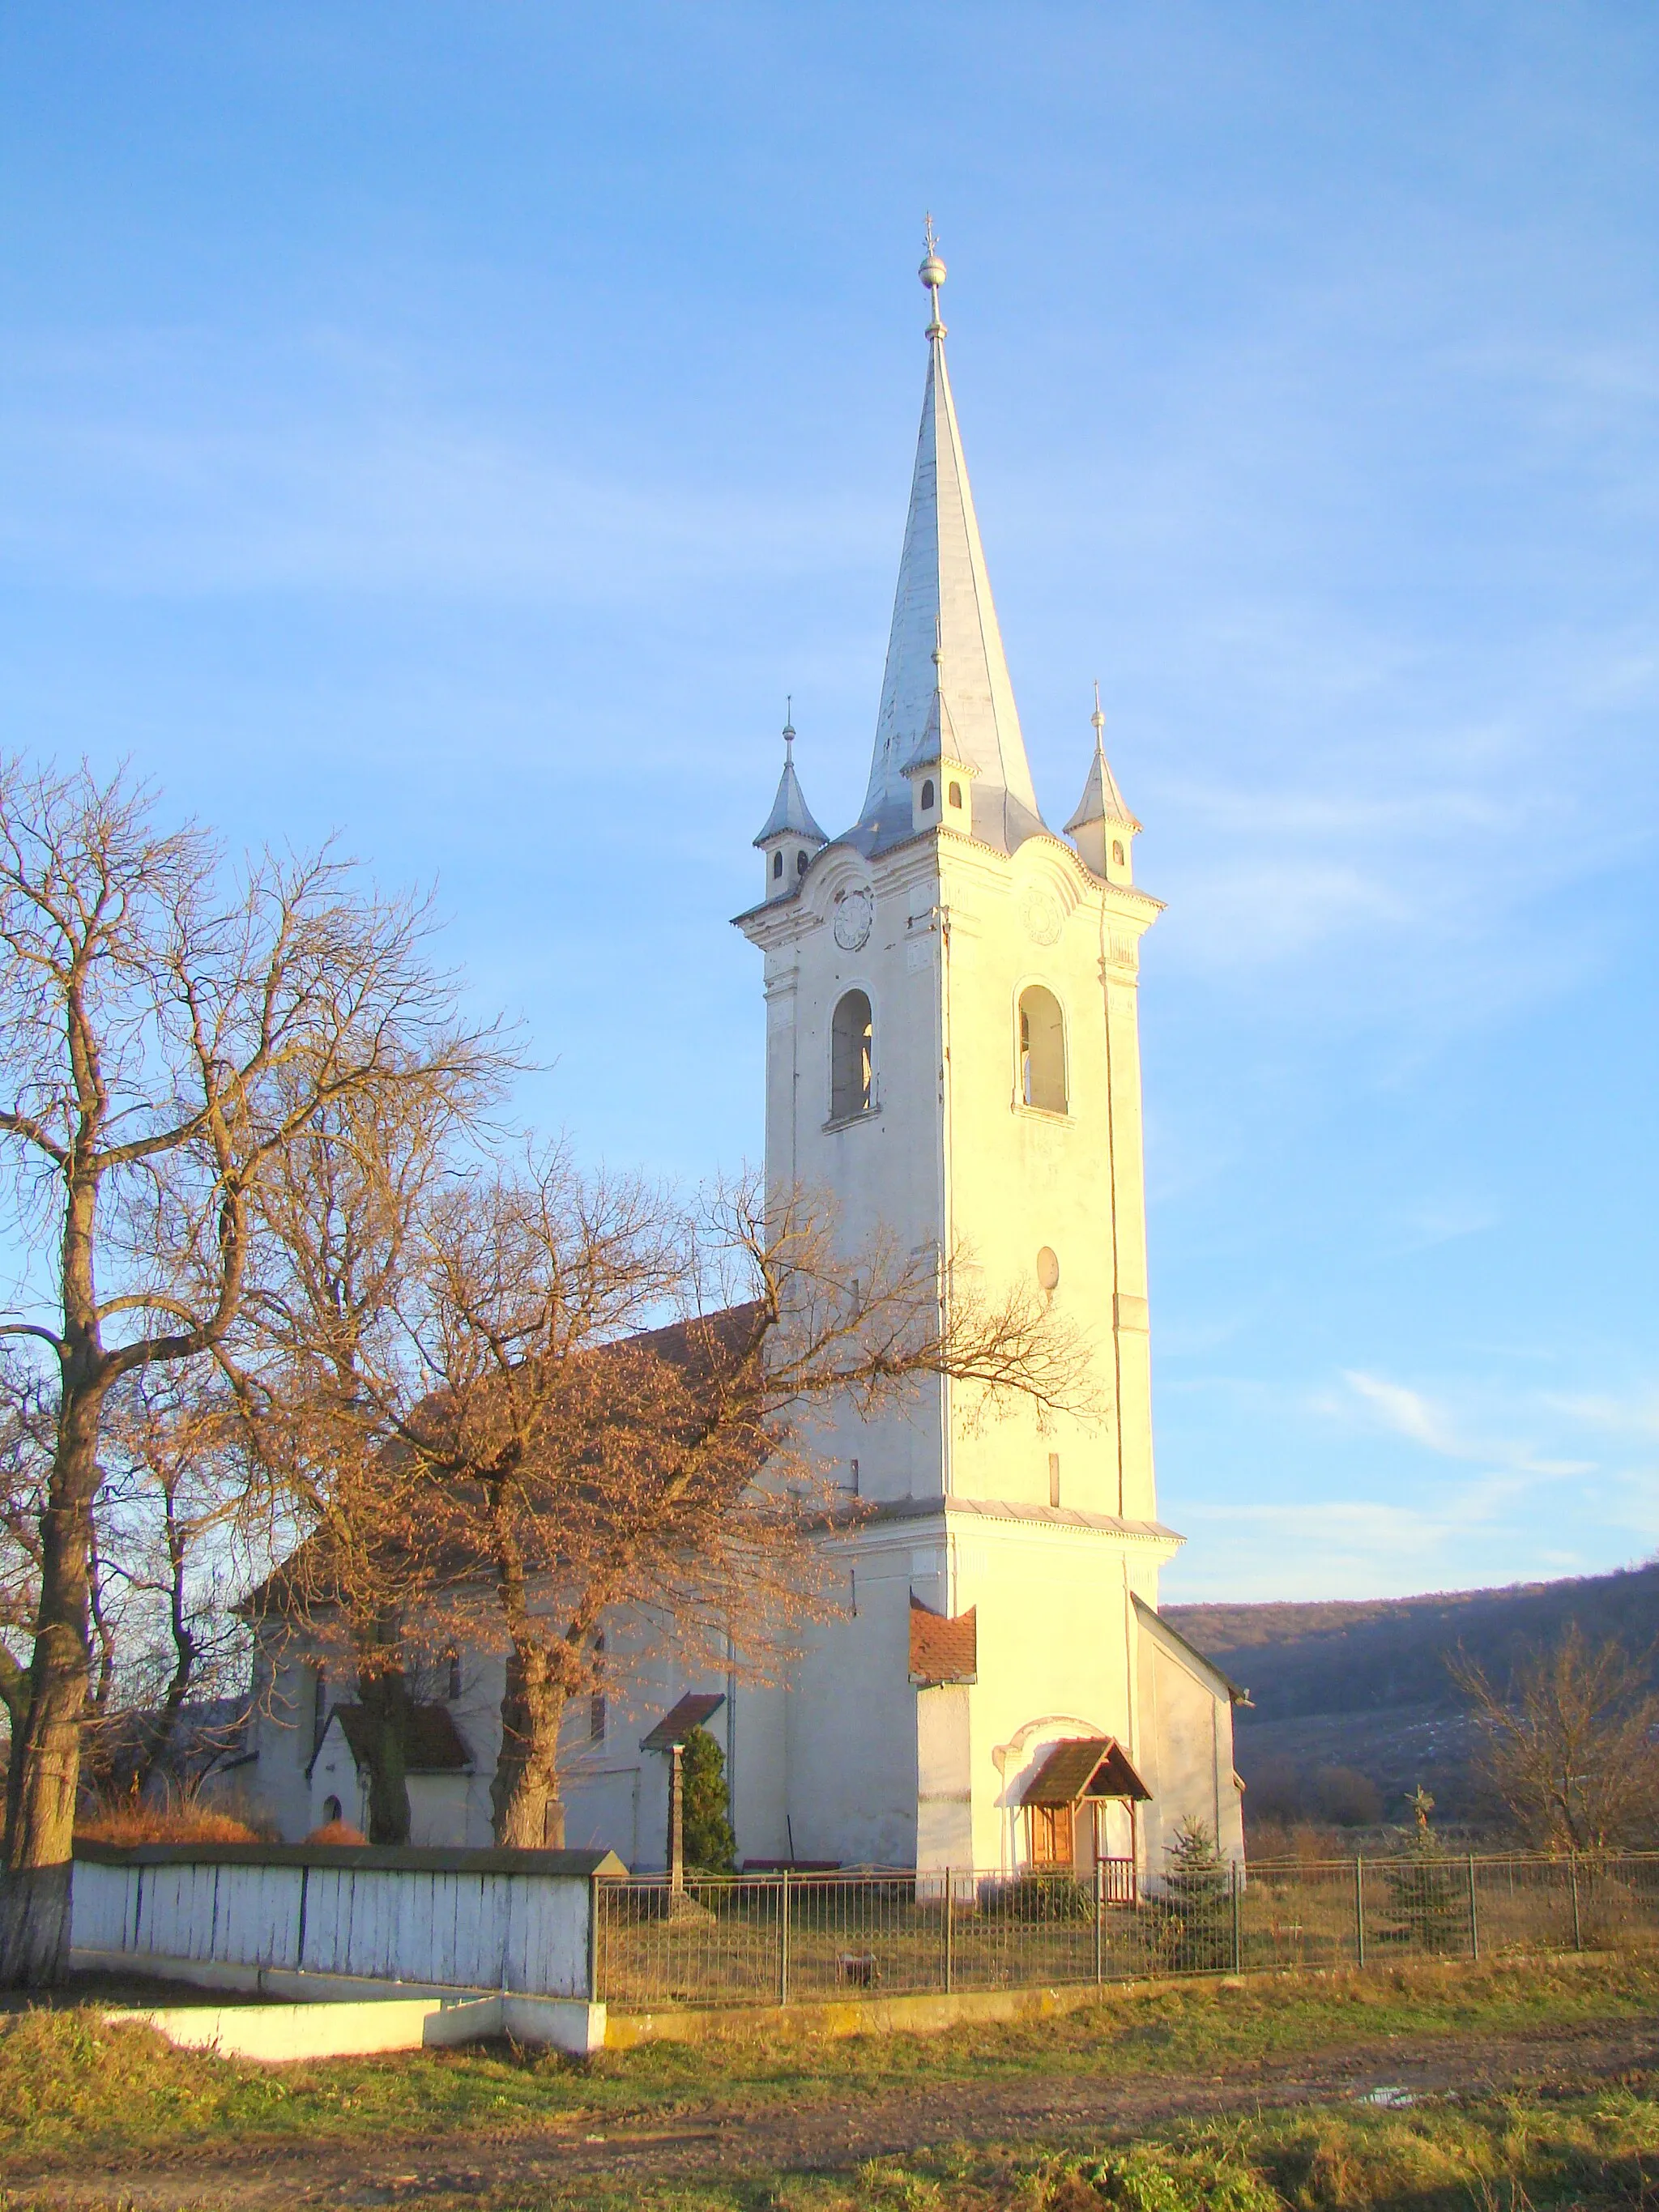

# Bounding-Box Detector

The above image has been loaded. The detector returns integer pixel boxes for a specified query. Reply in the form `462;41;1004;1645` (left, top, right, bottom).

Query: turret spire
1066;683;1141;884
855;230;1045;857
753;705;827;901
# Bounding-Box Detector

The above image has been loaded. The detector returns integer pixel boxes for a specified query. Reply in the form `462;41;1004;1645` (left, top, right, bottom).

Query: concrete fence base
98;1978;606;2061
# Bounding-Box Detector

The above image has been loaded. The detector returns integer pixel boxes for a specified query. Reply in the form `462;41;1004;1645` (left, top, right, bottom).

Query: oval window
1036;1247;1060;1294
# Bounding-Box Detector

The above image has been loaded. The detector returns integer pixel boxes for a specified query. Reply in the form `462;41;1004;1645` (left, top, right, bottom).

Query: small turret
902;624;976;836
753;708;828;901
1065;685;1141;886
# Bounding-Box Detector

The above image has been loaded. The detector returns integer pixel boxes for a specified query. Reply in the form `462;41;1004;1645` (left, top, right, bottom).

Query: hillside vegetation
1166;1561;1659;1832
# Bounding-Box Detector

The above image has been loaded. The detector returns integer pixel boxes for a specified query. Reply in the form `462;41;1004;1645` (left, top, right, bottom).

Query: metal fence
593;1852;1659;2011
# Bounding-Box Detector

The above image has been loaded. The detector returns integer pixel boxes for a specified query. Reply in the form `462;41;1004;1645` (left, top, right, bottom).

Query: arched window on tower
920;778;935;811
796;848;809;876
772;850;783;880
1019;987;1067;1114
830;990;874;1121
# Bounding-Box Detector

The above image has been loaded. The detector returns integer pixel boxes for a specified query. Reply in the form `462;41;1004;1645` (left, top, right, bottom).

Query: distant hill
1164;1560;1659;1830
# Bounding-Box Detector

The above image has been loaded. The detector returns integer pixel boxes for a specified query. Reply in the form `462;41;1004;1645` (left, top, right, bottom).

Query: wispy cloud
0;331;888;603
1166;1485;1614;1603
1340;1370;1595;1478
1542;1388;1659;1443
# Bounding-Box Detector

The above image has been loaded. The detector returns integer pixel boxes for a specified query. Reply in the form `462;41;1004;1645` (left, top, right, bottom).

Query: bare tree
80;1371;253;1805
237;1080;485;1844
283;1161;1093;1851
346;1147;684;1850
0;756;505;1980
1449;1625;1659;1851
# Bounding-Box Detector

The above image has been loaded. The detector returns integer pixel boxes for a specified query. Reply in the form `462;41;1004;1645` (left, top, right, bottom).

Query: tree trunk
0;1380;103;1986
134;1484;200;1801
355;1657;413;1847
0;1650;31;1843
490;1642;566;1849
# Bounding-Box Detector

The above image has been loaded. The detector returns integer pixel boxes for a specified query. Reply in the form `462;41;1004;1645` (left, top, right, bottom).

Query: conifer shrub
1379;1789;1465;1954
680;1726;736;1875
1160;1818;1234;1971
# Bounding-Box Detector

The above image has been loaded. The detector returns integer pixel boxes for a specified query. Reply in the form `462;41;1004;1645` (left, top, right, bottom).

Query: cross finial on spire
783;696;795;759
919;214;947;340
1091;680;1106;748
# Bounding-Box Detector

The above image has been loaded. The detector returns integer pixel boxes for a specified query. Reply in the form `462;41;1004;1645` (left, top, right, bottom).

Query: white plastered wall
1134;1598;1246;1879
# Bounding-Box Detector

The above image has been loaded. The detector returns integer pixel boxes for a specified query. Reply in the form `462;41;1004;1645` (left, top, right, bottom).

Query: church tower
731;237;1243;1882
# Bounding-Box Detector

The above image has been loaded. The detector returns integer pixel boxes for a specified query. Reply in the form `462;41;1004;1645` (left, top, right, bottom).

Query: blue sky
2;4;1655;1601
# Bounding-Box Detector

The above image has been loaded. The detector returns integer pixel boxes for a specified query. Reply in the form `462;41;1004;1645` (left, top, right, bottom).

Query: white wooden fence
72;1842;625;2000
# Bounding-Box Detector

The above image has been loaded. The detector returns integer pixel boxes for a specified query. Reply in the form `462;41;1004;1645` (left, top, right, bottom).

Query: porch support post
1094;1855;1104;1984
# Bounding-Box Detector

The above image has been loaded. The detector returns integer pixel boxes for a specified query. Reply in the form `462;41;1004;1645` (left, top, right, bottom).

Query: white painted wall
71;1850;600;1997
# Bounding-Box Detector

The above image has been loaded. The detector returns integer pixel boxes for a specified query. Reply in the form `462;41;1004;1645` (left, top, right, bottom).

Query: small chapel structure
241;240;1247;1886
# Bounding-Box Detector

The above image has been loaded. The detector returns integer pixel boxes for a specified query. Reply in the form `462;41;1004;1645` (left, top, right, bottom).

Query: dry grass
73;1801;262;1847
301;1817;368;1844
1019;2094;1659;2212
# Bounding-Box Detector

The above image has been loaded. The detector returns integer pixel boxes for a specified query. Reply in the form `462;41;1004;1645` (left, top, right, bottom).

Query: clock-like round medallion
833;887;874;952
1020;886;1064;947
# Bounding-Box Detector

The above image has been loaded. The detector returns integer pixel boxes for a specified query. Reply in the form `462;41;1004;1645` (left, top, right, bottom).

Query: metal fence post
778;1867;790;2006
944;1868;954;1996
1354;1856;1367;1969
587;1872;600;2004
1466;1854;1479;1962
1230;1858;1242;1974
1094;1858;1104;1986
1570;1852;1582;1952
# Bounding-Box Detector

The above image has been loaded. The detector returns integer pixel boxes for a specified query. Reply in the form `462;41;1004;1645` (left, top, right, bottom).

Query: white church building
242;243;1246;1886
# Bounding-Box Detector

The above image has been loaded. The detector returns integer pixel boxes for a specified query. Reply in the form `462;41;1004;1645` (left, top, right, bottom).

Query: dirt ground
6;2010;1657;2210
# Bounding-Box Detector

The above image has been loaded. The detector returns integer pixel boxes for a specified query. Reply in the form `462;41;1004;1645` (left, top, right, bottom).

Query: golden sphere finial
919;213;947;337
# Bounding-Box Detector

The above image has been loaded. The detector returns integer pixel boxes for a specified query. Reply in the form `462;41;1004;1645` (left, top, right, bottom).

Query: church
243;241;1246;1886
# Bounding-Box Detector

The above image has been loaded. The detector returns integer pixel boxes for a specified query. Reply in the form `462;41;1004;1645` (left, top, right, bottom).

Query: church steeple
753;705;828;901
857;227;1045;856
1065;683;1141;886
900;619;975;835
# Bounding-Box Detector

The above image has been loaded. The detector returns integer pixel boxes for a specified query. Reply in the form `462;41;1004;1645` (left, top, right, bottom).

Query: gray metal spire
1065;682;1141;835
855;228;1045;855
753;705;829;846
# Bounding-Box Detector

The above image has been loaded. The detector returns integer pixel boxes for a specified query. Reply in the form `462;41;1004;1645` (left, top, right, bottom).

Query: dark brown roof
313;1701;471;1776
1021;1737;1149;1807
908;1595;978;1686
639;1691;726;1751
243;1300;772;1620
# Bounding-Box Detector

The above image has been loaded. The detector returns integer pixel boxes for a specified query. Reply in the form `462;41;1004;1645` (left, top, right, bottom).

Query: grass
793;2093;1659;2212
646;2094;1659;2210
0;1954;1654;2204
72;1801;264;1846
